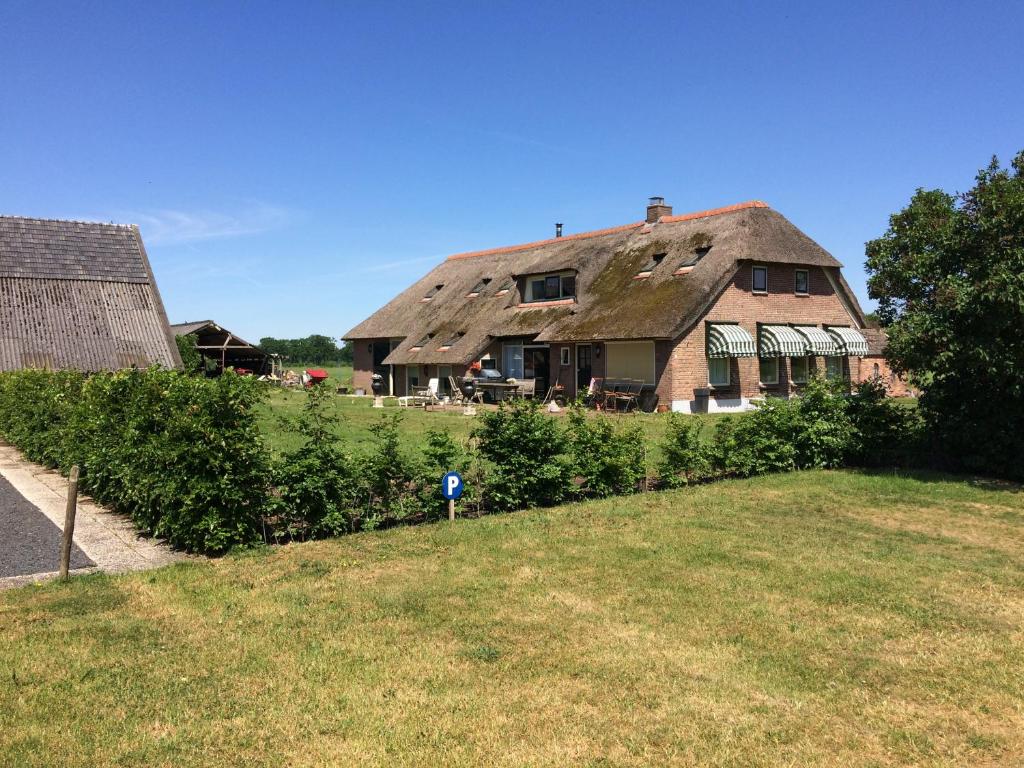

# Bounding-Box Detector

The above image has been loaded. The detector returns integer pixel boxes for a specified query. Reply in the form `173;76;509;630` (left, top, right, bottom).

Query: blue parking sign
441;471;464;500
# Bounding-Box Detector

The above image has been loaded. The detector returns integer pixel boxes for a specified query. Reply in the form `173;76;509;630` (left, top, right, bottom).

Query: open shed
171;320;270;375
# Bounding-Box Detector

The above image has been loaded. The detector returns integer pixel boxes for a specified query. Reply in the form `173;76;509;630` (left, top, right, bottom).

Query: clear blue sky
2;1;1021;343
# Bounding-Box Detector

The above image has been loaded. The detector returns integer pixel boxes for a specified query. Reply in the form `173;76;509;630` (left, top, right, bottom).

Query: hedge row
0;368;269;553
0;368;920;554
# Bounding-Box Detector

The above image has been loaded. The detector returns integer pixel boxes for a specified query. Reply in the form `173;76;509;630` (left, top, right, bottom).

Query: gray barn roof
344;201;866;365
0;216;181;371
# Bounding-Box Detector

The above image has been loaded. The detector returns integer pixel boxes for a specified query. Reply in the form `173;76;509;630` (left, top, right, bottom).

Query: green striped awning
826;327;869;356
707;324;756;358
794;326;840;356
759;325;808;357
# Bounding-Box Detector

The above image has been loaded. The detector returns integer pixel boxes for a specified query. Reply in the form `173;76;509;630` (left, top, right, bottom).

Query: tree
865;151;1024;479
256;335;344;365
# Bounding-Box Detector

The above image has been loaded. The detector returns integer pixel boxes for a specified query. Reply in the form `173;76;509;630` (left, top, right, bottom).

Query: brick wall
352;339;375;394
664;263;863;409
858;355;914;397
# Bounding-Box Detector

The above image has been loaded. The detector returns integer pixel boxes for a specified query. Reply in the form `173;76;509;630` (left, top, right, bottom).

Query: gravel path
0;474;93;577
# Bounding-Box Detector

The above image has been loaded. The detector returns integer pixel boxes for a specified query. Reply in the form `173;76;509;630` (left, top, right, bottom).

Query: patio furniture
584;377;605;410
515;378;537;400
610;380;644;413
475;380;521;402
448;376;465;405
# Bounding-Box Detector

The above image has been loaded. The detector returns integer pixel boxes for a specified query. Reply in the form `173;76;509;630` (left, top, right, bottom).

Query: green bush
656;413;711;487
793;377;854;469
415;427;478;520
565;407;647;498
846;376;923;466
270;383;356;539
472;399;572;511
0;368;270;554
711;398;801;477
358;412;423;528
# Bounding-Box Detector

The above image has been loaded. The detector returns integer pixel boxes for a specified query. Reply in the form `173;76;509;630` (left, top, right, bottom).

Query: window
423;284;444;300
495;280;513;296
545;275;561;299
560;347;570;366
826;356;842;380
439;365;452;395
752;266;768;293
791;356;809;384
606;341;655;385
708;357;730;387
410;334;431;350
636;253;666;277
407;365;420;388
795;269;809;295
467;277;491;296
503;343;524;379
679;247;710;269
438;333;462;350
525;272;576;302
759;356;779;385
481;357;497;370
872;362;880;378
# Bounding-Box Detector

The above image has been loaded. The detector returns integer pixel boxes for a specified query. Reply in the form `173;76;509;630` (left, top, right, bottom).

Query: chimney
646;196;672;223
555;222;563;238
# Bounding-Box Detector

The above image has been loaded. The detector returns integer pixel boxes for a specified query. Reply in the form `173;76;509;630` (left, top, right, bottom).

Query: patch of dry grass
2;470;1022;766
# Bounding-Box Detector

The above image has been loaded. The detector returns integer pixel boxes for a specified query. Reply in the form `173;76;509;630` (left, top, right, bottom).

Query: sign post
441;471;464;522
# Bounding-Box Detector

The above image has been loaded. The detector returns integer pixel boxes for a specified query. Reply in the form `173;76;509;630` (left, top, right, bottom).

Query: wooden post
59;465;80;581
448;498;455;522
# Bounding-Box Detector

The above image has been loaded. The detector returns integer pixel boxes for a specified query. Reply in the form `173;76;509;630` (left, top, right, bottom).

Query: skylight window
437;332;463;350
467;277;492;297
422;284;444;301
410;333;432;350
675;246;712;275
636;253;666;278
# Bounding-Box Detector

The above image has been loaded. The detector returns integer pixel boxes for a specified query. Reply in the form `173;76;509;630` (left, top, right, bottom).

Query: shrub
358;412;423;528
711;398;801;477
0;368;270;554
656;413;711;488
565;407;646;498
793;376;854;469
472;398;572;511
270;383;356;539
846;376;923;466
415;427;478;520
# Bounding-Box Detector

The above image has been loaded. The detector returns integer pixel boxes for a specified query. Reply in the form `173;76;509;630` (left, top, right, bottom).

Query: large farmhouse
0;216;181;371
345;199;872;412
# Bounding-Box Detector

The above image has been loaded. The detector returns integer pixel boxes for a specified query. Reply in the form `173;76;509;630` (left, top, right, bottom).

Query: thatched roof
861;327;888;356
0;216;181;371
344;201;862;365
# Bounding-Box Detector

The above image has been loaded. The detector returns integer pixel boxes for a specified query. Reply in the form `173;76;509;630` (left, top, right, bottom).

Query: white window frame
794;269;809;295
708;356;730;387
560;347;570;366
759;356;779;385
790;356;809;384
752;265;768;294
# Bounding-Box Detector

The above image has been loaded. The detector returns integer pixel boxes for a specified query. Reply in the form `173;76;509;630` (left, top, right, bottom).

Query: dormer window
466;277;492;298
524;271;576;302
494;280;513;297
635;253;666;279
422;284;444;302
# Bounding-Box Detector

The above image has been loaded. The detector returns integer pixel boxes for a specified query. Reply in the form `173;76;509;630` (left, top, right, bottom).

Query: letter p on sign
442;471;464;500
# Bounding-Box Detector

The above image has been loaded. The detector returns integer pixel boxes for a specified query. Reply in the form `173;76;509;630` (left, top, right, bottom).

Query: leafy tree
175;333;203;374
865;151;1024;478
258;334;345;365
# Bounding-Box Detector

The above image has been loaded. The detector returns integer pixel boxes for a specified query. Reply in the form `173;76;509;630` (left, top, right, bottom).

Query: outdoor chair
447;376;465;405
516;378;537;400
602;380;626;413
611;380;643;413
584;377;605;410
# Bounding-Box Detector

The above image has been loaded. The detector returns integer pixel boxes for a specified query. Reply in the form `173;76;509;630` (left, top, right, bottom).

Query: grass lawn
2;470;1022;766
256;388;733;460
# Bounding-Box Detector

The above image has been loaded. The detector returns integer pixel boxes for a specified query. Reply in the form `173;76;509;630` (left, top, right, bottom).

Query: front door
576;344;592;393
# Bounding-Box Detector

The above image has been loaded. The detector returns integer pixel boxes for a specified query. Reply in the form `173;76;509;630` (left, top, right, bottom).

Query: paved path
0;474;93;577
0;443;186;588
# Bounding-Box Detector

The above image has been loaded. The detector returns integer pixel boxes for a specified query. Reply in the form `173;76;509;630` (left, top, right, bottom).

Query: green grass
256;388;732;460
2;470;1022;766
284;363;353;387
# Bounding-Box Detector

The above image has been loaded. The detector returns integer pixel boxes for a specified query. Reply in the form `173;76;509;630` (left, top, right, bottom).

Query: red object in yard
305;368;329;386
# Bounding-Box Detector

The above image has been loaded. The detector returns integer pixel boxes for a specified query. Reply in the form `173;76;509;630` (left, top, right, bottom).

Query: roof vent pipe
555;222;563;238
646;196;672;223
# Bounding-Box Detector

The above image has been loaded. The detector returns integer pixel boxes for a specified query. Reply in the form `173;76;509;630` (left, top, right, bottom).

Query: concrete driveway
0;443;185;588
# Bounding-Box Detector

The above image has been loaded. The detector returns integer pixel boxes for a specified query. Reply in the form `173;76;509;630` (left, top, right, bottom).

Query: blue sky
2;1;1021;343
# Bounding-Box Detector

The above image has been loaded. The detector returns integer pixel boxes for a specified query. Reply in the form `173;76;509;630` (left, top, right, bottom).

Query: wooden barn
170;320;270;375
0;215;181;371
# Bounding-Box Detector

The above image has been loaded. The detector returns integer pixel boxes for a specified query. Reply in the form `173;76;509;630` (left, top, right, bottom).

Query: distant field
2;469;1021;766
282;363;353;387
